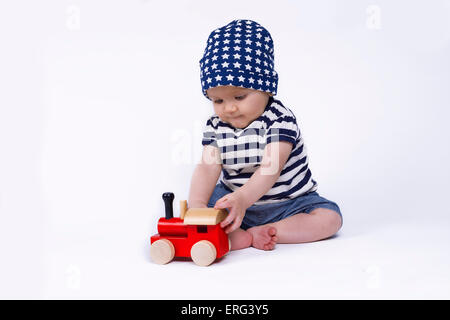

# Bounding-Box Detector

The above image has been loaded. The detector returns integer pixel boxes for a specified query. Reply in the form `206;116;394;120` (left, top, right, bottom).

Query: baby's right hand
214;191;248;234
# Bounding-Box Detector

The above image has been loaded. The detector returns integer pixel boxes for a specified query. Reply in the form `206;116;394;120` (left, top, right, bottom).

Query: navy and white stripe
202;97;318;205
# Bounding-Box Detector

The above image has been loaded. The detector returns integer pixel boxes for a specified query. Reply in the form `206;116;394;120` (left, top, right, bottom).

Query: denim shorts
207;183;342;230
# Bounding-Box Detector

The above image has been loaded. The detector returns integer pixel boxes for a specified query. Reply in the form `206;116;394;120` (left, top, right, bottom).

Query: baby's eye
235;95;246;100
214;99;223;104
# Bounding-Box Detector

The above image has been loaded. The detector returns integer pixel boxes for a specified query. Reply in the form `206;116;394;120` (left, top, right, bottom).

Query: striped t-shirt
202;96;318;205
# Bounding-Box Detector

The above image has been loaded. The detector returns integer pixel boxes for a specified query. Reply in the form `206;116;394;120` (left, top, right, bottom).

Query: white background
1;0;449;299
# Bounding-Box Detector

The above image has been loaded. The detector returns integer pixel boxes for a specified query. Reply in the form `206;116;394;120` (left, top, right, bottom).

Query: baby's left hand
214;190;249;234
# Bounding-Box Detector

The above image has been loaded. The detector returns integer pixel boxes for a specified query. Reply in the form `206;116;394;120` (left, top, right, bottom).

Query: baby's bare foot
247;225;278;250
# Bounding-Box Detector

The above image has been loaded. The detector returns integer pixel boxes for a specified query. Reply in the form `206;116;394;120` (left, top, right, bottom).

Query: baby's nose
225;104;237;113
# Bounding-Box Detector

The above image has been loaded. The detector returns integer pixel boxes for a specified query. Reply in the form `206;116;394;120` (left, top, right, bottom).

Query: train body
151;217;229;259
150;193;230;266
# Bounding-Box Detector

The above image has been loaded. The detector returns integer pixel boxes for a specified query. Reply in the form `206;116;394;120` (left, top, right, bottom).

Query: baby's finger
214;197;229;209
225;217;242;234
220;216;233;229
220;211;235;229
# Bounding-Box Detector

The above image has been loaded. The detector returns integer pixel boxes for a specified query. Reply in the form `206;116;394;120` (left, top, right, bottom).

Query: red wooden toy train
150;192;231;266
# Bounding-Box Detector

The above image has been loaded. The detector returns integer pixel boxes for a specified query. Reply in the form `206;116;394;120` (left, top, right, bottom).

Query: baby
188;19;342;251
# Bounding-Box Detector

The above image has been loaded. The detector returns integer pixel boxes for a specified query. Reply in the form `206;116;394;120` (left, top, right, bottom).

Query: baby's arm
215;141;293;232
188;145;222;208
239;141;293;208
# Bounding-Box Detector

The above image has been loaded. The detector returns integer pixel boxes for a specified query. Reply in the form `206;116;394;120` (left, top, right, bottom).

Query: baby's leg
227;208;340;250
267;208;342;243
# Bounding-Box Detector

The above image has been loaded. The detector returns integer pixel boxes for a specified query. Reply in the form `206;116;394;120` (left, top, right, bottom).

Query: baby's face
207;86;270;129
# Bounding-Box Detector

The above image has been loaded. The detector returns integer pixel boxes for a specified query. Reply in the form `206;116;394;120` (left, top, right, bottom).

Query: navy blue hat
199;19;278;100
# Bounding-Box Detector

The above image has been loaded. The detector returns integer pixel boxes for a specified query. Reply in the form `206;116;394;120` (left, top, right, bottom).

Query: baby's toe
268;226;277;236
269;240;277;249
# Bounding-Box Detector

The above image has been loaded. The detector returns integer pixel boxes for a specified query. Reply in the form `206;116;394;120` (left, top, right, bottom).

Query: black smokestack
162;192;174;219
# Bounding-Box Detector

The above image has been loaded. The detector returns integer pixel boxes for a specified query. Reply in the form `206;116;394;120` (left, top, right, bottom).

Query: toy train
150;192;231;266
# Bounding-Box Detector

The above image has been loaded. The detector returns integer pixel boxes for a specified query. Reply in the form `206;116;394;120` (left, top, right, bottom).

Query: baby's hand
214;191;248;234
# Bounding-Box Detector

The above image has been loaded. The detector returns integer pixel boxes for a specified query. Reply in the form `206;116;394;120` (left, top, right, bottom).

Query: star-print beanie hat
199;19;278;100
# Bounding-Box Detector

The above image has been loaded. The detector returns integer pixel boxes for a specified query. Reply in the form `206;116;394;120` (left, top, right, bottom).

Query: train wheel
191;240;217;266
150;239;175;264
